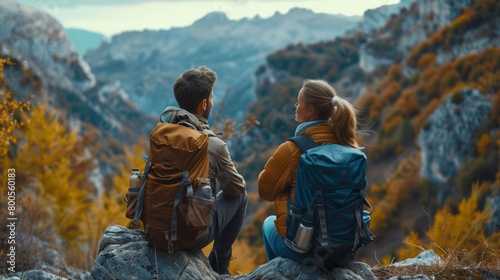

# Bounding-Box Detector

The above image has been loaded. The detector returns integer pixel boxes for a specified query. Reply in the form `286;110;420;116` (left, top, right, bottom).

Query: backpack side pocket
185;188;214;230
125;187;140;219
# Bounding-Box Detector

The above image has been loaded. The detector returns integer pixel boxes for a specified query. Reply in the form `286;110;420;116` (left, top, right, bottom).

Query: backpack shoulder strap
131;161;153;229
287;135;319;153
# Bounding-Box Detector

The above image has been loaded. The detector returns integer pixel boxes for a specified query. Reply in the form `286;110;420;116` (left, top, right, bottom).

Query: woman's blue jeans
262;215;306;263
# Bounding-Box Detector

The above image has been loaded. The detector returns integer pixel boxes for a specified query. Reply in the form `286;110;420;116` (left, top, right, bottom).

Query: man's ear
195;99;206;115
202;99;207;110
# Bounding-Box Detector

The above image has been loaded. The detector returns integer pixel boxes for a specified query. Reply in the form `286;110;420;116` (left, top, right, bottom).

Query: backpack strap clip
314;191;329;247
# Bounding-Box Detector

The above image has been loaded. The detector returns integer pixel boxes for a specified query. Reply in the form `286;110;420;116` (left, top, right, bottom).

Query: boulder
388;250;441;267
90;225;379;280
90;225;219;280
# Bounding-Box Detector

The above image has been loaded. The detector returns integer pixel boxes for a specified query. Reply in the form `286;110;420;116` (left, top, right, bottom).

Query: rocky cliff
359;0;473;73
419;88;492;186
360;0;414;32
0;0;154;142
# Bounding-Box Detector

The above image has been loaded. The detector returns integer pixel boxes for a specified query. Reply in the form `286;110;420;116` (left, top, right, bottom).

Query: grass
372;244;500;279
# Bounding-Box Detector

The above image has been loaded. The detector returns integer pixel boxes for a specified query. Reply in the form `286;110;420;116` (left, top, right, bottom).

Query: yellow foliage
429;184;499;256
0;57;31;156
370;200;391;233
396;183;500;266
228;239;259;275
10;104;93;267
396;230;425;263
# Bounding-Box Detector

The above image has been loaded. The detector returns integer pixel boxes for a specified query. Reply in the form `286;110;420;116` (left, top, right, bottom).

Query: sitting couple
165;66;362;274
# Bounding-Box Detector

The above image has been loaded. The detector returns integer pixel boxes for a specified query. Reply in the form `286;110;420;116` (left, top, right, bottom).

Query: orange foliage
476;133;493;157
383;88;421;131
380;82;401;106
386;154;421;208
413;98;440;134
438;69;461;97
416;53;437;69
491;90;500;126
382;114;404;134
452;8;477;31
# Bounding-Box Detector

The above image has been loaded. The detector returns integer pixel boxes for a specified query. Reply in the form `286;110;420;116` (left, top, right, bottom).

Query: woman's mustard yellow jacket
258;123;337;237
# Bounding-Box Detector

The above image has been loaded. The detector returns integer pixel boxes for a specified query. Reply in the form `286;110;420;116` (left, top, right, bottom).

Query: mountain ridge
84;8;362;119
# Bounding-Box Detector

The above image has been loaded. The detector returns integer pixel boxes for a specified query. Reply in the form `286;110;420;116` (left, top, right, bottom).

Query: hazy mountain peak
288;7;314;15
193;11;229;25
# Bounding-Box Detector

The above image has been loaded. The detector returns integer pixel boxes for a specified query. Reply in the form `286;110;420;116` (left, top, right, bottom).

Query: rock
418;88;492;187
386;275;435;280
388;250;441;267
91;225;379;280
2;234;91;280
90;225;220;280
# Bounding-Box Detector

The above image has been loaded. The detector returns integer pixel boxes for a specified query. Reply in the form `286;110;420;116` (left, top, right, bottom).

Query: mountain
0;1;155;170
360;0;414;32
239;0;500;266
84;8;361;119
66;28;106;56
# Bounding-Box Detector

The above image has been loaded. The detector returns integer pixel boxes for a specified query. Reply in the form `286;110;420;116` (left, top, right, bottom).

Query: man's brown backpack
126;115;214;252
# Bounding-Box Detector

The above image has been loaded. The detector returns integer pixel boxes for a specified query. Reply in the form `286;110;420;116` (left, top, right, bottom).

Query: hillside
83;8;361;119
65;28;106;56
238;0;500;270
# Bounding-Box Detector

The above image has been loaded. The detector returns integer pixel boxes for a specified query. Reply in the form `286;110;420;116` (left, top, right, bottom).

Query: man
161;66;247;275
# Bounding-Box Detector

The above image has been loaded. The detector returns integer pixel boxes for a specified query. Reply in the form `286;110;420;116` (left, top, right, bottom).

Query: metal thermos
200;183;212;196
130;168;140;189
294;215;314;250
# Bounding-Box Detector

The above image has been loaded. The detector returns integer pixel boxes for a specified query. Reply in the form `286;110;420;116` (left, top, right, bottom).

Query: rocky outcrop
361;0;414;32
359;0;473;73
0;1;95;94
1;226;470;279
86;225;453;280
90;225;380;280
0;1;154;141
418;88;492;186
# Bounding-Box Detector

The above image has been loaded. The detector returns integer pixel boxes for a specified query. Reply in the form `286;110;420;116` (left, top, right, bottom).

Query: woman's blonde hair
301;79;358;148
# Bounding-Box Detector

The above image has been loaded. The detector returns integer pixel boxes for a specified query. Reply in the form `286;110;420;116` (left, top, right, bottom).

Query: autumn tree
10;104;94;266
0;57;30;157
396;183;500;267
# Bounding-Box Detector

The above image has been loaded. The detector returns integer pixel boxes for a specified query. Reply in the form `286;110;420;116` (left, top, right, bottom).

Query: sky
16;0;401;37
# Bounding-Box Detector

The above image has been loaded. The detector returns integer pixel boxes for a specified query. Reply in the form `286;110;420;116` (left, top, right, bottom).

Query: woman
258;79;359;264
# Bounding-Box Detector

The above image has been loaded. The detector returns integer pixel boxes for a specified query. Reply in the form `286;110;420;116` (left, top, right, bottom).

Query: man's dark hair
173;66;217;113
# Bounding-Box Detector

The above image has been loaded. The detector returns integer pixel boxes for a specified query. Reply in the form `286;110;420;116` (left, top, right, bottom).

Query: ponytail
301;80;358;148
329;96;358;148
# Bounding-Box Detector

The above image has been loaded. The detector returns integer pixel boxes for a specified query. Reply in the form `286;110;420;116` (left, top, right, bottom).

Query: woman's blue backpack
285;135;374;268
